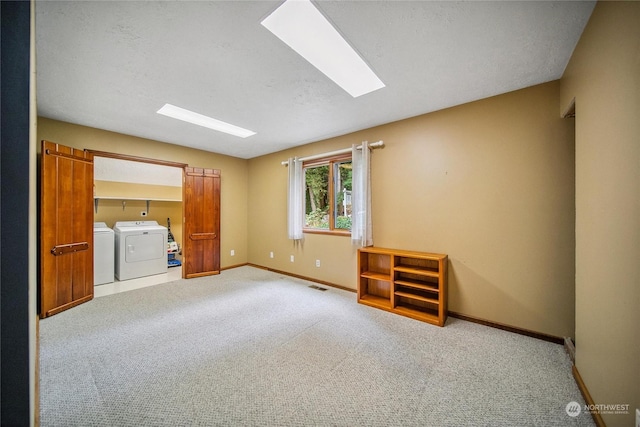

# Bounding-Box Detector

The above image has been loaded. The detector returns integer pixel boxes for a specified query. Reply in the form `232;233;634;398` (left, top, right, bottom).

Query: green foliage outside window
304;159;352;231
305;208;329;229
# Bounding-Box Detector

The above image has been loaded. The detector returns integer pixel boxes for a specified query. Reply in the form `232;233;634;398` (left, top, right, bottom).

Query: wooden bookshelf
357;247;448;327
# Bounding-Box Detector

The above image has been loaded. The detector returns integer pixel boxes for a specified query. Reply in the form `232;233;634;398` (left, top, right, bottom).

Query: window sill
303;229;351;237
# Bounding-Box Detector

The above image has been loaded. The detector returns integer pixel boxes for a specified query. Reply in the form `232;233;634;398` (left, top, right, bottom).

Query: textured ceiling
36;1;595;159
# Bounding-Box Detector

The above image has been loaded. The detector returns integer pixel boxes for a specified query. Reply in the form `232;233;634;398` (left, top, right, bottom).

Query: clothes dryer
114;221;168;281
94;222;114;285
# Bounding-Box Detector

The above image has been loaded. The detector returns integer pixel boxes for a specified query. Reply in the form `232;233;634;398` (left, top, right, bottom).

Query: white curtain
351;141;373;247
287;157;304;240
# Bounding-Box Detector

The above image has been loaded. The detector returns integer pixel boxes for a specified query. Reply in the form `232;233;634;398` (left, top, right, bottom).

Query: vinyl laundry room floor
94;267;182;298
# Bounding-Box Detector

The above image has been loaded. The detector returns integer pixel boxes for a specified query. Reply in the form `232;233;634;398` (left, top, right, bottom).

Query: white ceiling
36;1;595;159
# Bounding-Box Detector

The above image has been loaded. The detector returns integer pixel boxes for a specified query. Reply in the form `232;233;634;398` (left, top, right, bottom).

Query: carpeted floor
39;266;595;426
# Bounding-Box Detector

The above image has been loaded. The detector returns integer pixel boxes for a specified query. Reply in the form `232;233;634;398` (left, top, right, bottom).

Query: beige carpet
39;266;594;426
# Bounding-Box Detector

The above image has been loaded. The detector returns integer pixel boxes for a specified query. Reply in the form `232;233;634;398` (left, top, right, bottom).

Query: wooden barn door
183;167;220;278
40;140;94;317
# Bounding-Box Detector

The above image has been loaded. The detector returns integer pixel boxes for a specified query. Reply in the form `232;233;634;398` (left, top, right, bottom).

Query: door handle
189;233;217;240
50;242;89;256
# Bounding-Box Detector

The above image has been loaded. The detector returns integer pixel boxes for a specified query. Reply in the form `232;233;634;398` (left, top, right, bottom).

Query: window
304;154;352;234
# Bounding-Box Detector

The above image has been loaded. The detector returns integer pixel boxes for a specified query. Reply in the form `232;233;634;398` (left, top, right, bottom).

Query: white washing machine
114;221;168;281
94;222;114;285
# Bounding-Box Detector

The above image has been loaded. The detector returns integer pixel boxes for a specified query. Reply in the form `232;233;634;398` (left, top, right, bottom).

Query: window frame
303;153;352;236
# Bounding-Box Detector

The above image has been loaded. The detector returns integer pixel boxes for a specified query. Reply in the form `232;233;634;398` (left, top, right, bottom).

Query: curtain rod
281;140;384;165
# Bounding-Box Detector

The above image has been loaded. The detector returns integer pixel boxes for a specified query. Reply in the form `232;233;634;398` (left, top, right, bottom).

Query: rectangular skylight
157;104;256;138
261;0;385;98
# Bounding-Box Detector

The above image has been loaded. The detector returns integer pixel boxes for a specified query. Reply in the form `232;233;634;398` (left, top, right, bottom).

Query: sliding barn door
183;167;221;278
40;140;94;317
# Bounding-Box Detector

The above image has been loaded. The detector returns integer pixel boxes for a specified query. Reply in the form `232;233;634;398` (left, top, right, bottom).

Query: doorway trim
86;149;188;169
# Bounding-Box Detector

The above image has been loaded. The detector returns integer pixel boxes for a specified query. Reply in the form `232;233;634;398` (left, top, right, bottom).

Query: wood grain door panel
40;141;94;317
183;167;220;278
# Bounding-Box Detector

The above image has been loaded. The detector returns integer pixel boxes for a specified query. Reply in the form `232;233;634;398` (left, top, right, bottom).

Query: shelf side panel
440;257;448;325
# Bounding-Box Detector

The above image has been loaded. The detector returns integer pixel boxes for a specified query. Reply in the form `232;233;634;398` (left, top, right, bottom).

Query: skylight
261;0;385;98
157;104;256;138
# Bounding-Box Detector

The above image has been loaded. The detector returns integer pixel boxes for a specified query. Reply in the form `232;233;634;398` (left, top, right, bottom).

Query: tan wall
37;117;249;268
248;81;576;338
248;137;359;288
560;2;640;426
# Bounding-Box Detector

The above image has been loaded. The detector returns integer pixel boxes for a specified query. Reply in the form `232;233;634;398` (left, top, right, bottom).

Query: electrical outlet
315;259;321;267
230;249;235;256
140;211;147;217
290;255;294;262
270;251;274;259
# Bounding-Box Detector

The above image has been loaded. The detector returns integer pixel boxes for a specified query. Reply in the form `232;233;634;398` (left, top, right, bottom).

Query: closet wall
93;157;184;250
37;117;250;269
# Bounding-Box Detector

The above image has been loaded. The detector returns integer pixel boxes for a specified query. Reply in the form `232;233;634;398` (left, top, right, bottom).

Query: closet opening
88;150;187;297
